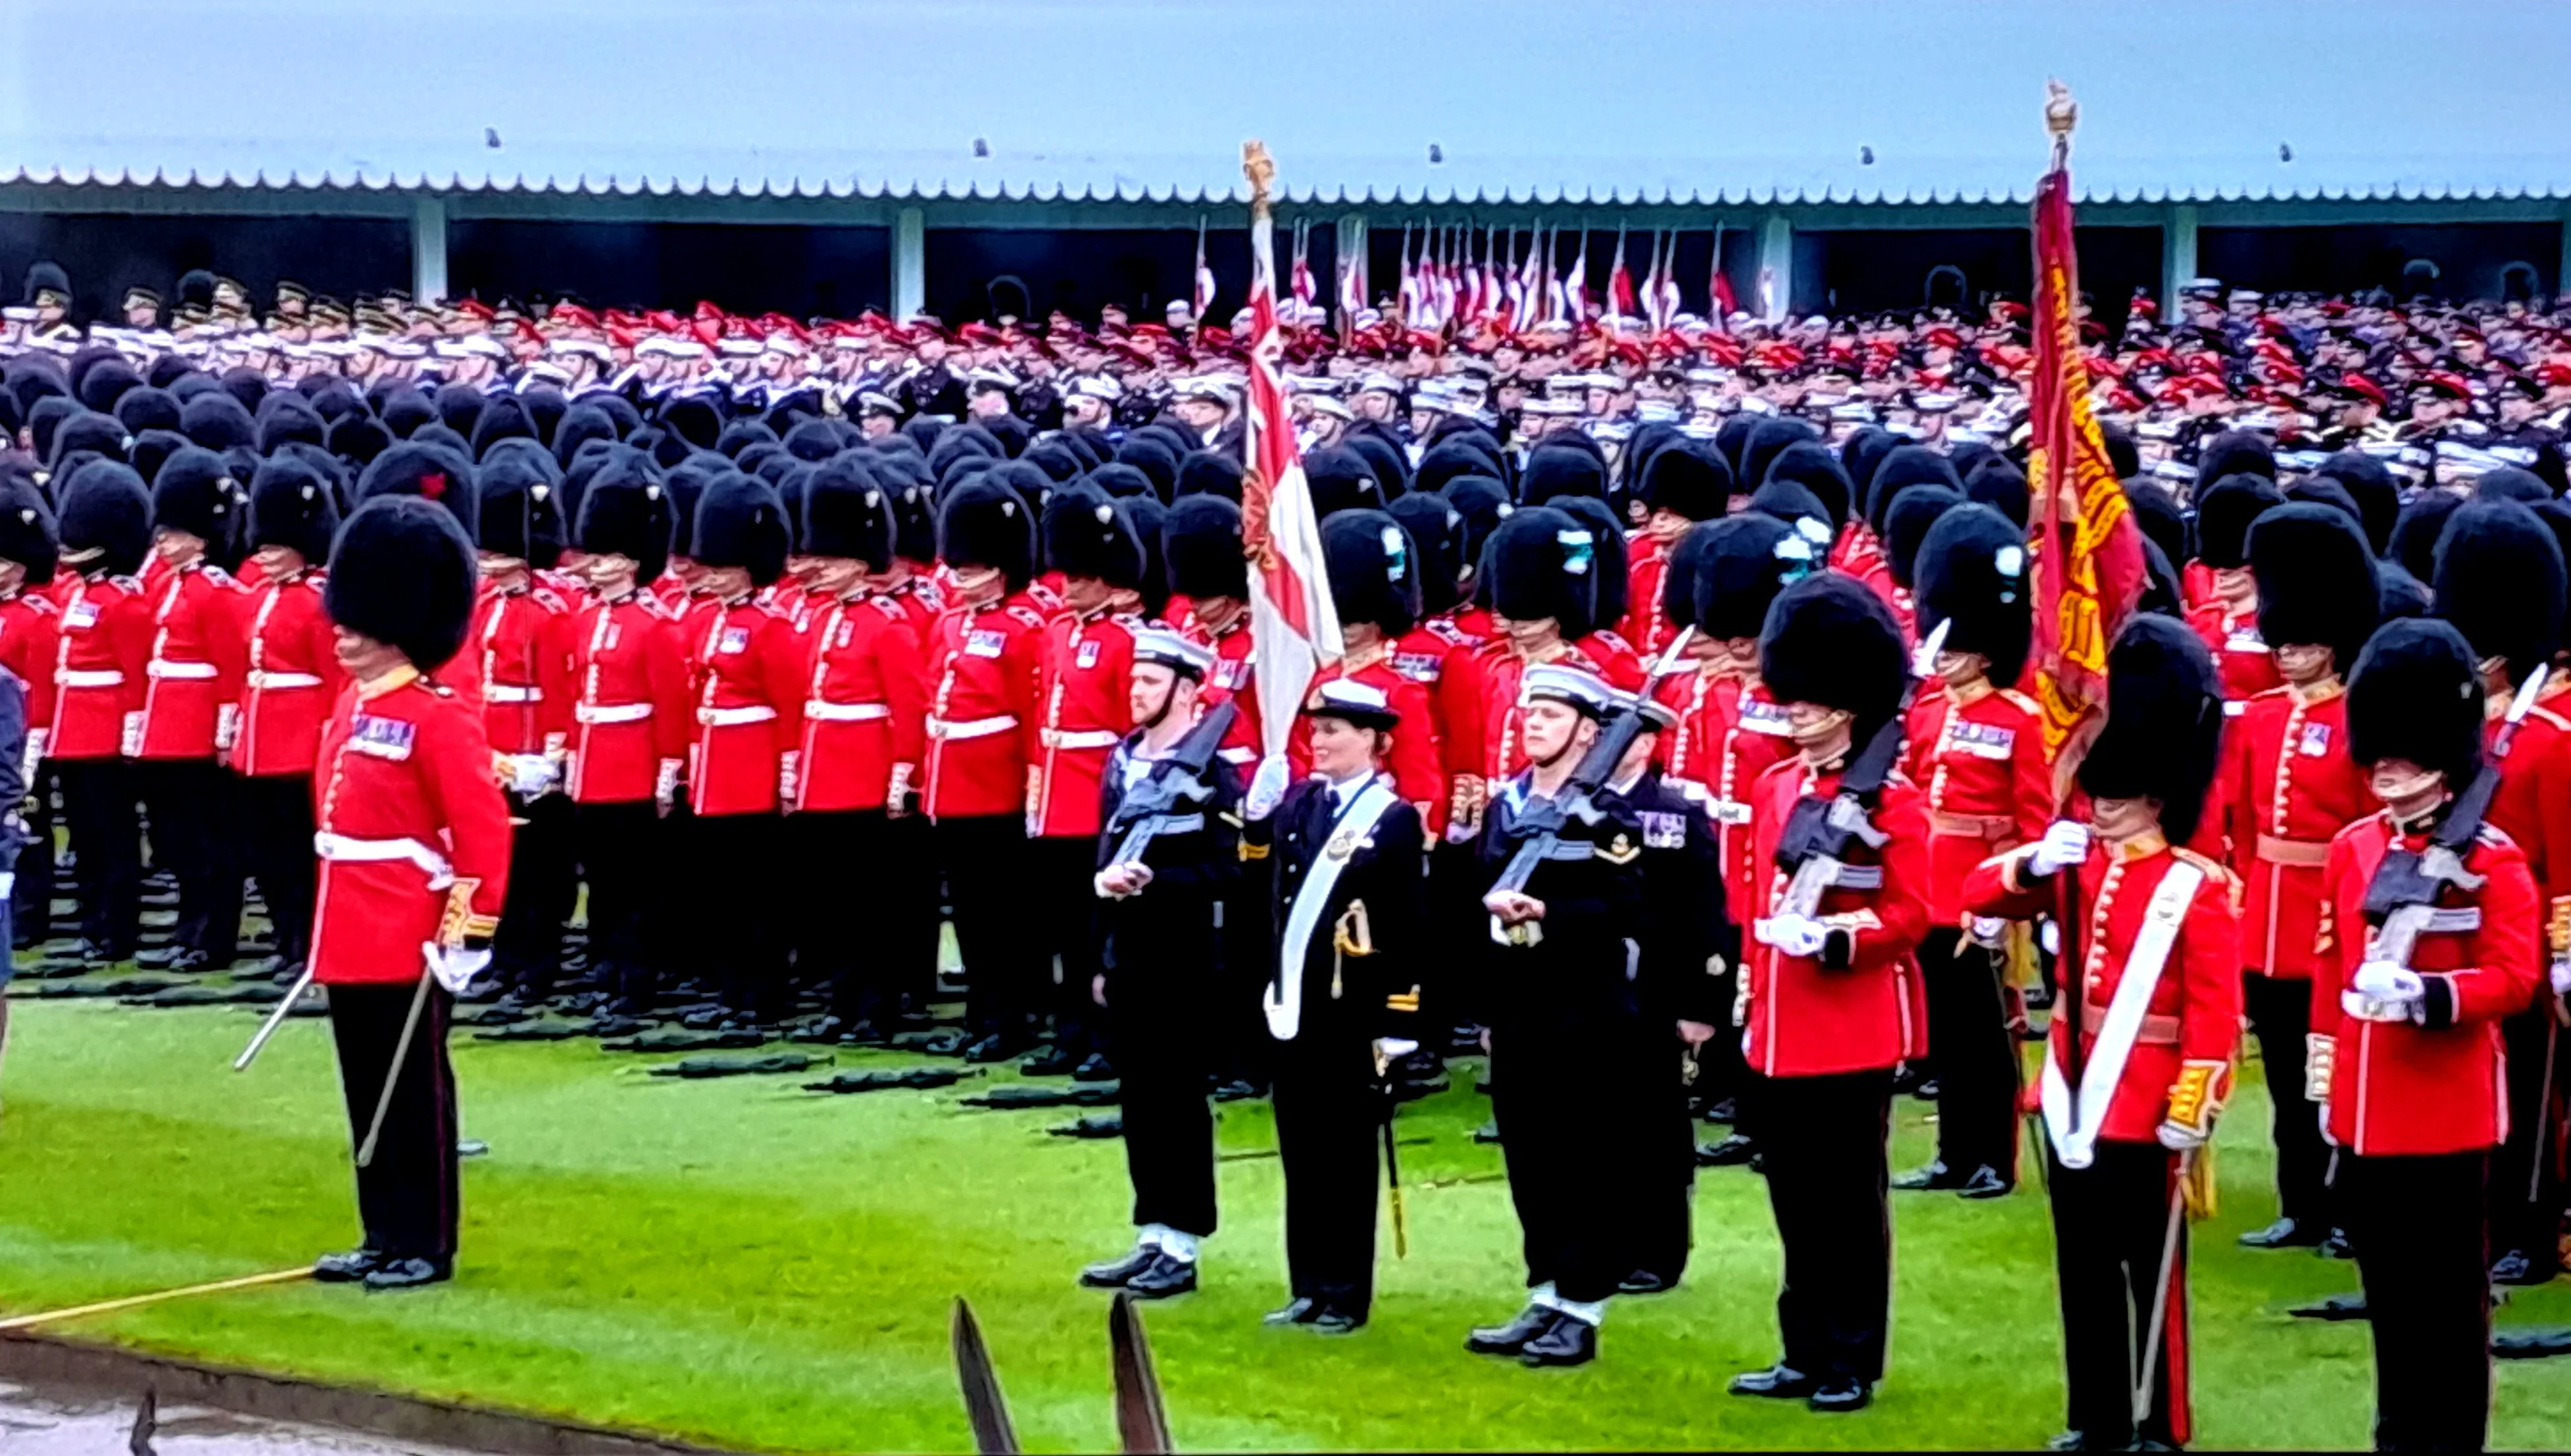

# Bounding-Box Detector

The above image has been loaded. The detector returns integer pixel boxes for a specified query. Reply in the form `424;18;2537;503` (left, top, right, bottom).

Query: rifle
1769;619;1948;921
1103;699;1240;867
2359;665;2548;973
1486;627;1698;901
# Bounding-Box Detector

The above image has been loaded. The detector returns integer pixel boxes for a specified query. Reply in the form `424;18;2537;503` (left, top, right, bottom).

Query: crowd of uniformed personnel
0;256;2565;1449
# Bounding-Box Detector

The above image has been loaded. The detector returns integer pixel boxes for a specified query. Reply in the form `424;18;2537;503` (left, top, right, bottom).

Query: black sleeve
1647;802;1730;1025
1094;754;1129;871
1360;804;1430;1038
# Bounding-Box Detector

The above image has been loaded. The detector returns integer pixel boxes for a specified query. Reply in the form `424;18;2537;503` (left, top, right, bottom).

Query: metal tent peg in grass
951;1290;1172;1454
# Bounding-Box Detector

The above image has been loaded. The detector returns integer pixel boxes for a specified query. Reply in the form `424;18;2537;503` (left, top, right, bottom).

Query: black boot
1518;1312;1596;1367
1465;1304;1555;1357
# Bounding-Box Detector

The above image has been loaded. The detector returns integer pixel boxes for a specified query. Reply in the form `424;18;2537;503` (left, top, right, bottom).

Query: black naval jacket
1094;737;1242;983
1471;771;1652;1029
1604;767;1729;1029
1244;775;1427;1044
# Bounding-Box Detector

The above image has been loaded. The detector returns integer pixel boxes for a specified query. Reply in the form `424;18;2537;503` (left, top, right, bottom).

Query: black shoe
679;1005;731;1031
1019;1047;1078;1077
1955;1165;2015;1200
361;1257;451;1292
589;1013;651;1039
1808;1377;1871;1413
312;1248;385;1283
1702;1096;1737;1125
1618;1270;1674;1296
1308;1302;1365;1335
1892;1161;1959;1191
1519;1311;1596;1367
1123;1251;1197;1299
1728;1364;1819;1399
964;1034;1025;1064
1465;1304;1556;1357
2287;1292;2369;1321
1079;1245;1161;1289
2045;1431;2096;1451
135;946;181;970
1696;1134;1757;1167
1211;1078;1260;1102
2238;1216;2324;1250
2494;1326;2571;1359
1073;1054;1119;1082
1472;1120;1504;1145
1911;1077;1941;1101
2318;1226;2354;1260
2493;1248;2558;1286
1264;1297;1320;1326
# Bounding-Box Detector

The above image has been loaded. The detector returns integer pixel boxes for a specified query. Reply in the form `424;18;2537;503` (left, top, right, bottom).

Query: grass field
1;998;2568;1453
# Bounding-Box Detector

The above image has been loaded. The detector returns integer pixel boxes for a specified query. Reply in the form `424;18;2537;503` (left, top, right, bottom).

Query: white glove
1755;913;1829;959
2353;960;2425;1005
422;942;494;996
1375;1036;1420;1062
120;710;145;758
21;726;47;786
2318;1102;2338;1148
2552;958;2571;998
2028;819;2090;877
778;749;802;809
214;703;240;753
507;754;559;798
1245;752;1292;821
1968;915;2009;947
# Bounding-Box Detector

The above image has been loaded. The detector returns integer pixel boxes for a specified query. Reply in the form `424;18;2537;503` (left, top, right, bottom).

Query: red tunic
1465;639;1613;783
2311;813;2543;1155
236;571;345;777
0;590;61;741
1965;835;2245;1144
468;581;576;758
136;561;248;760
685;596;806;816
308;668;512;986
1178;608;1263;772
566;591;692;805
1289;644;1444;827
1904;682;2052;927
923;591;1046;820
1573;628;1647;691
1711;677;1797;912
51;573;151;760
1029;608;1137;838
2184;600;2283;712
2222;683;2370;979
1623;535;1682;657
1743;757;1933;1077
794;591;928;813
2485;701;2571;945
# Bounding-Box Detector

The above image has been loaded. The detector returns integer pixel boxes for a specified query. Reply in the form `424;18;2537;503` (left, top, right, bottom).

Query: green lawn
1;999;2566;1453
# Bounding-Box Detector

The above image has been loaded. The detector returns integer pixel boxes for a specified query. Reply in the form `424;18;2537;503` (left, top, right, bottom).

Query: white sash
2040;861;2203;1169
1265;779;1400;1041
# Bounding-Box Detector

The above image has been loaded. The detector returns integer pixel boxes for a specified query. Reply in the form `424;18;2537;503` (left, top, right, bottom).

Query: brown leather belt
2255;833;2331;868
2080;1002;2180;1045
1929;812;2019;842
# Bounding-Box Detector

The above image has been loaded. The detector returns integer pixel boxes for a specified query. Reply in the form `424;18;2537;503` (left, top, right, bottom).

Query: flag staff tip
2044;81;2078;164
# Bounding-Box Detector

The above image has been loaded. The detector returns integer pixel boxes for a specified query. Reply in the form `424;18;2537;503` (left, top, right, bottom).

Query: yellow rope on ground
0;1266;314;1332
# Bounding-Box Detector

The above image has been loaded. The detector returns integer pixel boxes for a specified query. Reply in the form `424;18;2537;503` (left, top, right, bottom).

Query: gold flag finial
1242;139;1275;212
2045;80;2078;166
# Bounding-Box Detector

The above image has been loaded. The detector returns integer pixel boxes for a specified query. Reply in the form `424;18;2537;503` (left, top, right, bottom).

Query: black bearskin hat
937;477;1037;589
1638;444;1728;523
1323;508;1422;637
1304;446;1386;522
2077;614;2225;846
1759;573;1908;744
178;391;256;453
149;446;239;548
2193;429;2276;491
1662;520;1721;635
575;454;672;584
247;455;341;567
1761;440;1849;535
1694;513;1819;641
0;475;59;581
2346;618;2485;791
1916;504;2032;685
1740;417;1819;495
1882;485;1963;591
1175;450;1246;503
2122;480;2188;570
325;495;477;672
1557;494;1630;634
803;455;895;571
692;474;791;589
2313;450;2399;554
1484;505;1600;637
1386;491;1468;617
1519;443;1607;505
59;460;152;579
1163;494;1246;601
2249;502;2380;675
476;448;567;568
1122;496;1171;621
1042;481;1146;590
2432;500;2566;687
2192;473;2284;570
53;410;128;468
1866;445;1963;534
357;440;479;540
2389;491;2462;583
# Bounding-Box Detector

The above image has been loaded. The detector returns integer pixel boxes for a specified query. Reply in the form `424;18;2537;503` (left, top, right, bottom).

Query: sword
232;963;318;1072
1375;1040;1410;1258
1108;1292;1173;1455
950;1297;1019;1455
355;972;435;1170
2133;1146;2193;1431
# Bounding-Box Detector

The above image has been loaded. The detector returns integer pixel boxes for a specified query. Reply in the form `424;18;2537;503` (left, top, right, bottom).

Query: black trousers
328;979;460;1261
1272;1028;1381;1311
237;773;317;965
2340;1151;2491;1453
936;813;1039;1040
12;764;53;946
879;812;942;1010
2045;1138;2190;1448
495;790;575;998
576;800;663;1010
695;811;781;1016
1109;933;1218;1238
132;758;242;961
1630;1029;1700;1284
1029;834;1108;1054
55;758;138;956
2490;1002;2565;1270
1757;1069;1894;1382
795;808;907;1021
2243;971;2332;1230
1922;927;2020;1178
1493;1015;1661;1305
